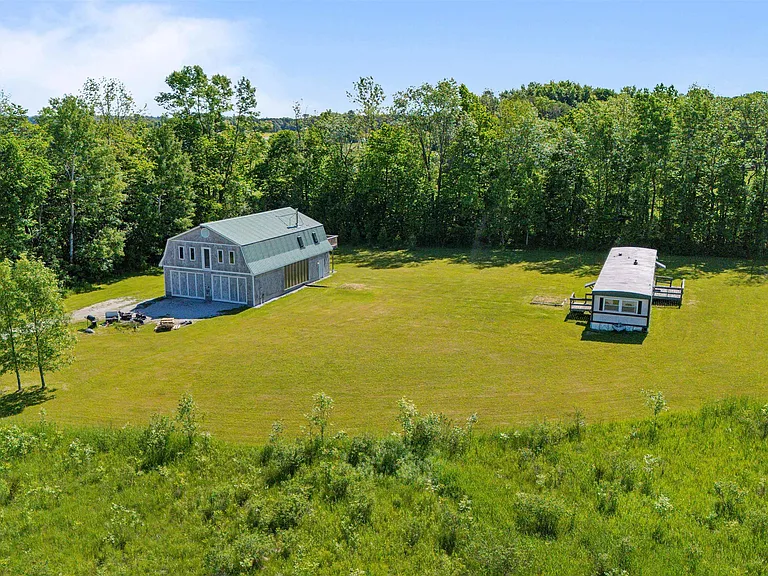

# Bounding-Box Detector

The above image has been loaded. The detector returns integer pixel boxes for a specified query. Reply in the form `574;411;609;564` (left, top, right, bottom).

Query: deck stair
653;276;685;305
569;292;593;313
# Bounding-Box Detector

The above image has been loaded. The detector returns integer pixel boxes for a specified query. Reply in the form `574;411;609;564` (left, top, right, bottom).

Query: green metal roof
203;208;333;276
202;208;323;246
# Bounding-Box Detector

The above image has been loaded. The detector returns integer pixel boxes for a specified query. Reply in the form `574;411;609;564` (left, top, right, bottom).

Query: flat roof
592;247;658;298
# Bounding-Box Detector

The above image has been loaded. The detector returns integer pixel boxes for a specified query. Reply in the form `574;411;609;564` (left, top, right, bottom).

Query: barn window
603;298;620;312
312;232;319;244
217;250;223;264
229;251;235;264
190;247;196;261
297;236;305;249
178;246;185;260
621;300;638;314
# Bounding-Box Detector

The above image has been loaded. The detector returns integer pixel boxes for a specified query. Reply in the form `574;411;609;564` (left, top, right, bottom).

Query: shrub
103;503;142;550
373;436;407;476
347;434;376;467
138;415;176;470
346;489;373;526
24;484;61;510
314;461;357;503
397;398;444;459
66;438;95;469
465;531;531;575
641;389;668;441
265;443;305;487
304;392;334;443
262;491;310;534
175;393;202;446
0;425;37;459
513;492;569;539
566;410;587;442
437;509;462;555
201;488;234;523
206;533;273;575
713;481;747;522
596;483;620;516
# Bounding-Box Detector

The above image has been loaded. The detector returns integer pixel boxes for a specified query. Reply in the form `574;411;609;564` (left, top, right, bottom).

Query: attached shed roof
592;247;658;298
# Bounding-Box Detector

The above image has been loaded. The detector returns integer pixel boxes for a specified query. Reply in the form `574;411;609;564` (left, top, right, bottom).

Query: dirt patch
530;296;566;307
339;283;369;291
71;298;137;322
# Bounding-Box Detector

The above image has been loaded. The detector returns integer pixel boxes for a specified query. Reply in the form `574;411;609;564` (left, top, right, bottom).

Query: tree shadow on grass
339;248;445;269
339;247;768;283
340;247;605;275
0;387;56;418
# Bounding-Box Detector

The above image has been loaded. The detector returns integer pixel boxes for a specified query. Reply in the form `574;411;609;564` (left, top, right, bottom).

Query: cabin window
217;250;223;264
621;300;638;314
229;250;235;265
178;246;185;260
190;247;196;261
603;298;620;312
297;236;305;249
312;232;319;245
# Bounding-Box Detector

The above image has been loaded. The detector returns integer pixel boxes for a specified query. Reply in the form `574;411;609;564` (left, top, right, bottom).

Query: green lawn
2;249;767;442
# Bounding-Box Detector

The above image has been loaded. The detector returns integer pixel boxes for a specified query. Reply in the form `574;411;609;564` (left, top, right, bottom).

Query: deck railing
569;292;593;313
653;278;685;305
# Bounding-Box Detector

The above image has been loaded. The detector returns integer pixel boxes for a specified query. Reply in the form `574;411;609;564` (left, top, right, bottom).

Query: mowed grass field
2;249;767;442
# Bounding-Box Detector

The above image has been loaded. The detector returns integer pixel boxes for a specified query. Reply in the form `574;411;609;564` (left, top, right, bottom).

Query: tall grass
1;396;767;574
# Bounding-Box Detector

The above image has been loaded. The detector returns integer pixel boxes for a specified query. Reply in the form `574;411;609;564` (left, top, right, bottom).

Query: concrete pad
133;297;245;321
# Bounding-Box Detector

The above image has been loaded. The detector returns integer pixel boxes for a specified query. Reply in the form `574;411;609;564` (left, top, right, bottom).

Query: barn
159;208;336;307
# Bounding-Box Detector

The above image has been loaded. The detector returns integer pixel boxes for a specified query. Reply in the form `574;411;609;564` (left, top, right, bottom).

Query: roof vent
633;259;638;265
618;252;622;256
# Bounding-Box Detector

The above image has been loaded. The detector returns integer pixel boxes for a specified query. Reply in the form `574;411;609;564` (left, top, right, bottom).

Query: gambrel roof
163;207;333;275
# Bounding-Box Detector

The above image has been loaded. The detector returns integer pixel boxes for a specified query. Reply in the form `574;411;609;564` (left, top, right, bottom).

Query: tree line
2;70;768;284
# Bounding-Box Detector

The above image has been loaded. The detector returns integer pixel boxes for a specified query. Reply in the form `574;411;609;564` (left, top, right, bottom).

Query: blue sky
1;1;767;116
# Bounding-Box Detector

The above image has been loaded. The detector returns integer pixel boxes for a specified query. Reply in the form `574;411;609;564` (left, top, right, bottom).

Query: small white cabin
589;247;659;333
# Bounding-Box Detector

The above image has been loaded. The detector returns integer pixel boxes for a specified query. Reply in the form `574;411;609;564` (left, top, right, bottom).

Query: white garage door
170;270;205;299
212;274;247;304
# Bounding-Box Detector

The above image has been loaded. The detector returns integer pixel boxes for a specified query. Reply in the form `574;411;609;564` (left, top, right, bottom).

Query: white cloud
0;2;295;116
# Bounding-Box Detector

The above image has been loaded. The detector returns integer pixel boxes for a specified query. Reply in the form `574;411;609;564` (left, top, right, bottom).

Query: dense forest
2;67;768;282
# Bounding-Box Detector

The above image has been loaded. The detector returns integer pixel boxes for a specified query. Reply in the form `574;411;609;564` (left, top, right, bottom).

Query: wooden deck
569;292;593;313
653;276;685;305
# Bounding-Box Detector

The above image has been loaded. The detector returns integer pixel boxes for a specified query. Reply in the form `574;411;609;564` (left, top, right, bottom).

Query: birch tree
14;255;74;390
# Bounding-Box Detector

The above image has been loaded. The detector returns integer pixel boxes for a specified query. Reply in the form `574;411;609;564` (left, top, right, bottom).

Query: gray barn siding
253;268;284;305
162;241;251;275
161;211;334;308
308;252;330;282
